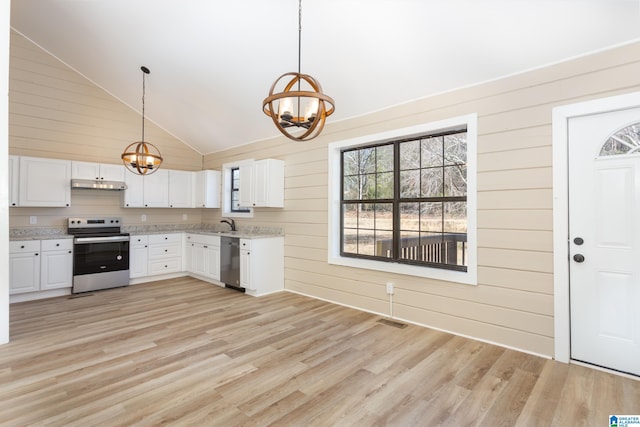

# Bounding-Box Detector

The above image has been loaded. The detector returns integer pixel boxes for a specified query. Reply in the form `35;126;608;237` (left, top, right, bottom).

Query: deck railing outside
376;233;467;266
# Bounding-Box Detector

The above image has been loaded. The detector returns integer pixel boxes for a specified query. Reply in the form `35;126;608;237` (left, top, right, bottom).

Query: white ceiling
10;0;640;154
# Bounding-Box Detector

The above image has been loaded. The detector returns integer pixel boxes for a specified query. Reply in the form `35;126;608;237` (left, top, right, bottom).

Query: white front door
568;108;640;376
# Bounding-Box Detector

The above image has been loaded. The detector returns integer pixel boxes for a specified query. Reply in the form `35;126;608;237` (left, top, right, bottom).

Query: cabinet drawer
148;234;181;244
41;239;73;251
149;243;181;259
149;258;181;275
130;235;149;245
10;240;40;253
240;239;251;250
186;233;220;246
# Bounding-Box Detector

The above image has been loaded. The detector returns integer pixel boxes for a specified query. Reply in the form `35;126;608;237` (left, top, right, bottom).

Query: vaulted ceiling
10;0;640;154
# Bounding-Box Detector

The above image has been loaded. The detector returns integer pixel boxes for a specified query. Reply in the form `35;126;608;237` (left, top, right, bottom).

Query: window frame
221;160;254;218
328;114;478;285
340;129;468;272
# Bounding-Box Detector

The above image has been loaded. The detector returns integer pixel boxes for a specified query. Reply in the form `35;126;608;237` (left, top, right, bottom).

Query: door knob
573;254;585;263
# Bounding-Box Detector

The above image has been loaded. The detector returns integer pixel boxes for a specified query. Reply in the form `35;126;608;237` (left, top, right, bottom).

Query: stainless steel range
68;217;130;293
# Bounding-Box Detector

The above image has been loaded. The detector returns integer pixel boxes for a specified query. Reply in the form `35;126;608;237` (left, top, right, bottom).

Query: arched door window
599;122;640;156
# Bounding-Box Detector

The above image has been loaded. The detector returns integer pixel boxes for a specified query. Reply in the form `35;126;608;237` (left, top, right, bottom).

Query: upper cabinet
168;170;193;208
9;155;19;207
193;170;221;208
18;156;71;207
71;161;125;181
124;169;169;208
239;159;284;208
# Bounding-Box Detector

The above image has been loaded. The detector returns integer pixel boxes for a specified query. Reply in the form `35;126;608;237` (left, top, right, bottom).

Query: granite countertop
9;228;73;241
10;224;283;241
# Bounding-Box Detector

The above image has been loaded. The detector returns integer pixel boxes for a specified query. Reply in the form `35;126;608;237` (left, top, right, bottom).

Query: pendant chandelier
121;66;163;175
262;0;335;141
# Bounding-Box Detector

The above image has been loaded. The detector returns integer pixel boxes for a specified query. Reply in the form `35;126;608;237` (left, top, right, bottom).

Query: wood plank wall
9;26;640;357
8;31;204;229
203;41;640;357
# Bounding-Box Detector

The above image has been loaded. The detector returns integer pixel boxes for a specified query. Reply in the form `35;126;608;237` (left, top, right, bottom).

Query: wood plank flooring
1;277;638;426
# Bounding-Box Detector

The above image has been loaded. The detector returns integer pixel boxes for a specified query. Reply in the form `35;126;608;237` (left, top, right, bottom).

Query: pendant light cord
141;70;146;142
297;0;302;118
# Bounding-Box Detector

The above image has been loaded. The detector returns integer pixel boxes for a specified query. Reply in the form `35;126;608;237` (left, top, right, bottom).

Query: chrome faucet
220;218;236;231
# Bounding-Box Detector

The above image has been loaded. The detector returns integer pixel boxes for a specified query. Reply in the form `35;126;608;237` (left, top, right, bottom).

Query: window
230;167;250;213
341;130;467;271
328;114;477;284
221;161;253;218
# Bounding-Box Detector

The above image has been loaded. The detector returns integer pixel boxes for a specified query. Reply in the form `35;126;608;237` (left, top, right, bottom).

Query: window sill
328;254;477;285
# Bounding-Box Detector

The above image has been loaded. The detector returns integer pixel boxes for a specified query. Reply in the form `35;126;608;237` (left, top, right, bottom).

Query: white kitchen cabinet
40;239;73;290
239;237;284;296
148;233;183;275
193;170;221;208
142;169;170;207
169;170;193;208
9;155;19;207
123;169;169;208
123;172;144;207
9;241;41;294
129;235;149;278
71;161;125;182
185;233;220;282
18;156;71;207
238;159;284;208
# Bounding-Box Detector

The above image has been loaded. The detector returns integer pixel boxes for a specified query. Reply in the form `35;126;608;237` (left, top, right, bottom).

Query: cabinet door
205;245;220;281
130;244;149;278
168;170;193;208
238;163;254;208
124;172;144;207
19;157;71;207
240;249;253;290
9;252;40;294
9;155;18;207
71;161;101;180
143;169;169;207
193;170;221;208
100;164;126;181
41;250;73;290
253;159;284;207
193;244;207;276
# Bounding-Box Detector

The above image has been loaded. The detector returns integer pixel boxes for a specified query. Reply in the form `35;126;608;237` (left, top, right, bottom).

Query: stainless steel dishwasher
220;236;243;292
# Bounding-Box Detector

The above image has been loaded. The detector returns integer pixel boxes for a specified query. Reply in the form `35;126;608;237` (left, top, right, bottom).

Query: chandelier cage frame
262;0;335;141
121;66;163;175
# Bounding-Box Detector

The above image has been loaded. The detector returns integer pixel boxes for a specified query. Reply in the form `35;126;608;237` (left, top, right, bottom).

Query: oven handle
74;236;130;244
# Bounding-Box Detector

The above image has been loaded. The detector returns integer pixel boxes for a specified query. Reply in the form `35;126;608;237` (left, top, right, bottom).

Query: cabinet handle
165;249;168;252
66;204;69;207
56;243;60;247
204;245;208;248
35;253;39;256
20;245;24;249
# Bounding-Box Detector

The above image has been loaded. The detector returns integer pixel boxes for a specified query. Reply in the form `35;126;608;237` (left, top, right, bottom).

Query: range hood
71;179;127;191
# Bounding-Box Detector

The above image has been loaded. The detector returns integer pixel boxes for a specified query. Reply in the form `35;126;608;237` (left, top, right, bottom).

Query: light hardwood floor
1;277;638;426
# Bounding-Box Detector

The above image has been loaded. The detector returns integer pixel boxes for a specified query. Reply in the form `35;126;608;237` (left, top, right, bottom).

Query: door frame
552;91;640;363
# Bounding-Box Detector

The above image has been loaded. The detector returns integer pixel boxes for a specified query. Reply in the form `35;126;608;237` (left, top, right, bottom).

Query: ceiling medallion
121;66;163;175
262;0;335;141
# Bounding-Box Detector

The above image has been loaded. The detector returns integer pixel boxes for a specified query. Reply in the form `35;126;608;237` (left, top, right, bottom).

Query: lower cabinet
9;241;41;294
40;239;73;290
148;234;183;276
239;237;284;296
127;232;283;297
129;235;149;278
185;234;220;282
10;238;73;295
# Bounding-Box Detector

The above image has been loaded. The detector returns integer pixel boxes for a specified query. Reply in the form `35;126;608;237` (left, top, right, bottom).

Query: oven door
73;236;130;275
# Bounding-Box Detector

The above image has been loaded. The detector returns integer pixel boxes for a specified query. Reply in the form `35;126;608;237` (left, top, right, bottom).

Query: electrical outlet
141;214;147;222
386;282;394;295
29;216;37;225
182;214;188;221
